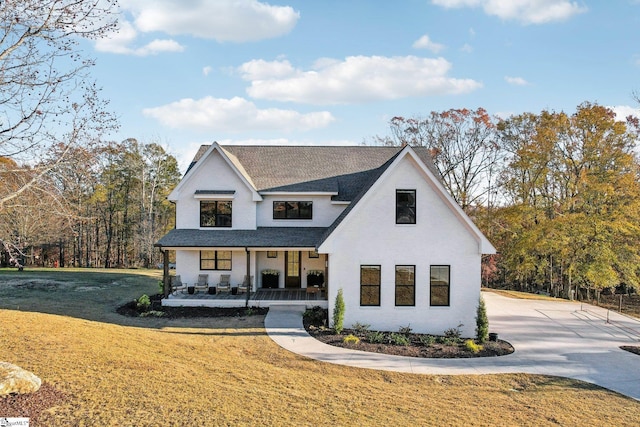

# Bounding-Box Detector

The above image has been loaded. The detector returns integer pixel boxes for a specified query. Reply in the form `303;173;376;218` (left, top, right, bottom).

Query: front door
285;251;301;288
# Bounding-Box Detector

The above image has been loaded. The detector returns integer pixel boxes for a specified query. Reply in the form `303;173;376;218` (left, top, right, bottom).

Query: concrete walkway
265;292;640;400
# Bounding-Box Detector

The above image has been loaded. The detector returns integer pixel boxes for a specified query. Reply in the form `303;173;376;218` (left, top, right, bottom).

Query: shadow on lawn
0;268;268;331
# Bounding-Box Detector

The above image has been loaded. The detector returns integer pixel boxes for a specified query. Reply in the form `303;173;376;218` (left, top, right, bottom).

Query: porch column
244;247;251;308
162;249;170;298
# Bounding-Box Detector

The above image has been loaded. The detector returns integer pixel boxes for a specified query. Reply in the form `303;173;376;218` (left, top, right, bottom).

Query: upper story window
273;201;313;220
396;189;416;224
200;201;232;227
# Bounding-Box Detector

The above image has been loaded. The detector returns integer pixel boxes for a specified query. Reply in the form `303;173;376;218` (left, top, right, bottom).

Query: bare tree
0;0;119;265
374;108;501;211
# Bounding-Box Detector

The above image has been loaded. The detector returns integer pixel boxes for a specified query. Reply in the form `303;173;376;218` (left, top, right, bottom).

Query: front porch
162;288;328;309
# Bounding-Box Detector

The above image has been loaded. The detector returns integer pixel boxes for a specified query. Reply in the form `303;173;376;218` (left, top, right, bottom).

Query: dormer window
200;201;232;227
273;201;313;220
396;189;416;224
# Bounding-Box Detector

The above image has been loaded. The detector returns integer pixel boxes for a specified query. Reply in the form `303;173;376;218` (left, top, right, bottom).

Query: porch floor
162;288;328;309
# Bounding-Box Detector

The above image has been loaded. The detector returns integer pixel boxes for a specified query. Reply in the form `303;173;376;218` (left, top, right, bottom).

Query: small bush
352;322;371;334
398;324;412;335
136;294;151;312
367;331;386;343
476;297;489;343
444;324;463;342
343;334;360;345
419;335;436;346
158;280;164;294
303;306;327;327
333;288;345;334
140;310;165;318
390;333;410;346
464;339;483;354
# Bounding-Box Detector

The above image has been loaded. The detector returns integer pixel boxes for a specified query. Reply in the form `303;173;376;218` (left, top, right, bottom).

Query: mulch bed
305;326;514;358
620;346;640;356
116;294;269;318
0;383;68;425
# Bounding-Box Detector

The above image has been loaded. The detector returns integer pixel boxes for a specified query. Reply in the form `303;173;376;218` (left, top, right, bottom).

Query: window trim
266;251;278;258
396;189;416;225
395;265;416;306
273;201;313;220
200;200;232;228
360;265;381;307
200;250;232;271
430;265;450;307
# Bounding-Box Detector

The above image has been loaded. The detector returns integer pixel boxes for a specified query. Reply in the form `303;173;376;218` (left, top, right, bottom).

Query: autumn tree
494;103;640;297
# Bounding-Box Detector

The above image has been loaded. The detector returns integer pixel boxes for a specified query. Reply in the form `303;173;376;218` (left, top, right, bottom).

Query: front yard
1;268;640;426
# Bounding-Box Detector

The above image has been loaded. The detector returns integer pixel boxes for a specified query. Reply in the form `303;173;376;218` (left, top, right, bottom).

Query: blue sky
84;0;640;171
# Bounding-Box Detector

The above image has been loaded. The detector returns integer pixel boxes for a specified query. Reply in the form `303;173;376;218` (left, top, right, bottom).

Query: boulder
0;362;42;396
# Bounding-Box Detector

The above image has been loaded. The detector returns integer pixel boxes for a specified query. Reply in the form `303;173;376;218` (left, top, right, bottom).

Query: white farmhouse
156;143;495;336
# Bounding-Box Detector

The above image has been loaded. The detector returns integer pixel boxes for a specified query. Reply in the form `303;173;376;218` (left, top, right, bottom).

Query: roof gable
168;142;262;201
318;145;496;254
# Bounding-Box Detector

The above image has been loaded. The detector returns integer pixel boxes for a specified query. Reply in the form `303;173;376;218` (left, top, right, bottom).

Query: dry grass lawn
1;270;640;426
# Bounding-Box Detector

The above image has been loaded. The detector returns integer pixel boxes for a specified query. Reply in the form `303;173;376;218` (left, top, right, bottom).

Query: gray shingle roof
186;144;440;201
155;227;328;248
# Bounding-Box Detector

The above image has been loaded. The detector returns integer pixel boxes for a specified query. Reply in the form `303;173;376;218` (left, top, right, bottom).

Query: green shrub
444;324;463;342
476;297;489;343
390;333;410;346
352;322;370;334
140;310;165;318
398;324;412;335
158;280;164;294
333;288;345;334
343;334;360;345
419;335;436;346
136;294;151;312
367;331;386;343
464;339;483;354
303;306;327;327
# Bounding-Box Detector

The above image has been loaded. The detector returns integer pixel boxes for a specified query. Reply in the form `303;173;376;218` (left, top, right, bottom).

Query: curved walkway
265;292;640;400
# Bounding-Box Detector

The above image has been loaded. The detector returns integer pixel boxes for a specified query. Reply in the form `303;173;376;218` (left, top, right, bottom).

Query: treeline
378;102;640;297
0;138;181;269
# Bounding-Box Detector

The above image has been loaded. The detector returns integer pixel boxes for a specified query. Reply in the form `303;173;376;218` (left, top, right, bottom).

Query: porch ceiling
155;227;328;249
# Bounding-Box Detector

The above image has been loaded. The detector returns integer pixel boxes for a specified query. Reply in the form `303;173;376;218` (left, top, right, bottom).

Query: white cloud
239;56;482;105
609;105;640;122
203;66;213;77
142;96;335;132
505;76;530;86
95;20;184;55
461;43;473;53
431;0;587;24
120;0;299;42
412;34;446;53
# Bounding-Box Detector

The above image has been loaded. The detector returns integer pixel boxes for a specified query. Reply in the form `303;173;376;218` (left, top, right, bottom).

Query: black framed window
200;251;232;270
430;265;450;306
396;190;416;224
360;265;381;306
395;265;415;306
309;250;319;258
200;201;232;227
266;251;278;258
273;201;313;219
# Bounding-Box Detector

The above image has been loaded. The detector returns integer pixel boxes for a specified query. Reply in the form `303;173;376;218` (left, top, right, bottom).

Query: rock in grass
0;362;42;396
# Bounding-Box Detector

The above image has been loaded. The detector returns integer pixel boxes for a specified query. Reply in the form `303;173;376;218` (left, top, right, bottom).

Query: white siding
323;156;481;337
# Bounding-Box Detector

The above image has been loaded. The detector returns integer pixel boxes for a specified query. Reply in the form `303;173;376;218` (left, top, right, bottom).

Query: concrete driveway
265;292;640;400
